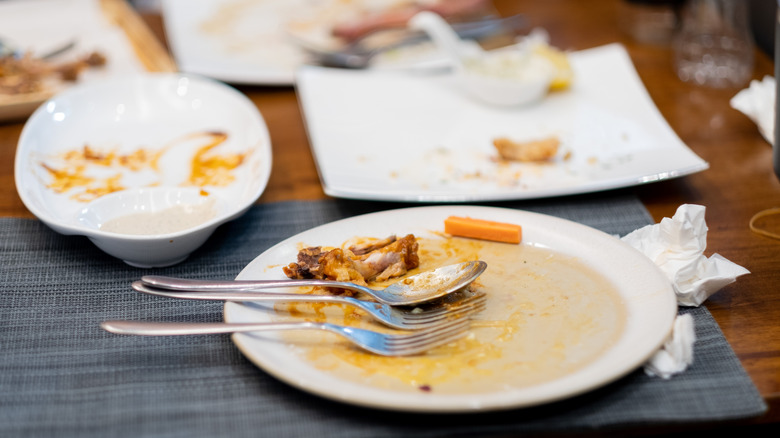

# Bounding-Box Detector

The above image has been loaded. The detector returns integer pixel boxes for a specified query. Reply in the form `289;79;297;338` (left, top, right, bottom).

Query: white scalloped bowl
15;73;272;267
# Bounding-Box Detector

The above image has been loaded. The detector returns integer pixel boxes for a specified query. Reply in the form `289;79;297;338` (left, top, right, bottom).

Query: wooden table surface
1;0;778;432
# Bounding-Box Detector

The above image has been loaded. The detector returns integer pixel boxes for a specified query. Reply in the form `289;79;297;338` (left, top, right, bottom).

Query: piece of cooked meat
352;234;419;282
493;136;560;162
348;235;397;255
282;234;420;291
282;246;327;279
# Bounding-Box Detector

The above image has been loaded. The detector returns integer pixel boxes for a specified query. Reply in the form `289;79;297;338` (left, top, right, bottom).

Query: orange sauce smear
39;131;248;202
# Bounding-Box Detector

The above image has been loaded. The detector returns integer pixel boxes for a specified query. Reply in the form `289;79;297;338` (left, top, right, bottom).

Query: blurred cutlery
0;38;76;59
299;14;526;69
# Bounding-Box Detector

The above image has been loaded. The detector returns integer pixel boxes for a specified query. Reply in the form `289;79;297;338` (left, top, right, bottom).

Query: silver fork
131;281;486;330
100;317;471;356
299;14;526;69
0;37;77;59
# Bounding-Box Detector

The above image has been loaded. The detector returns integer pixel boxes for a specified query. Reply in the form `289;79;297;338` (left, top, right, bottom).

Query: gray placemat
0;195;767;438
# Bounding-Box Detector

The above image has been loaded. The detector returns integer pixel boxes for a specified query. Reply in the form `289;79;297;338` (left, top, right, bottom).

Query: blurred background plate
160;0;499;85
296;43;709;202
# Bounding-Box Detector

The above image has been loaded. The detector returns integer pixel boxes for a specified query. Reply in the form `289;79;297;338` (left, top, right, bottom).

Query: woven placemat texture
0;195;766;438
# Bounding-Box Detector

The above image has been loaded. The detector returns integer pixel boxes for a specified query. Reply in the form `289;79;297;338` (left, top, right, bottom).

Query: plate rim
318;163;711;203
225;205;678;413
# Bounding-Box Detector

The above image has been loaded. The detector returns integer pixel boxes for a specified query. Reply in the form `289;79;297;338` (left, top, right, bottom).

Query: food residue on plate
493;136;560;162
270;234;626;395
0;51;106;96
37;131;249;202
384;137;576;190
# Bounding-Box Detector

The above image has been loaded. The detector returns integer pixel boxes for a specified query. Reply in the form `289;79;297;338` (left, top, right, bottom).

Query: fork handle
101;320;325;336
141;275;368;294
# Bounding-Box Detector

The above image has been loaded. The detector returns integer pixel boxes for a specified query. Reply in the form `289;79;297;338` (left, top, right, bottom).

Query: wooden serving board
99;0;177;73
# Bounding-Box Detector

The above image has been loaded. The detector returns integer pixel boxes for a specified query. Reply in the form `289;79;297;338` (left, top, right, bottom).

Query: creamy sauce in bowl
77;186;223;237
99;199;217;236
272;236;626;395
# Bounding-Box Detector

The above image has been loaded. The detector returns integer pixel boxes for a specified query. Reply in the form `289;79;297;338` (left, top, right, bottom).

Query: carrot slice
444;216;522;244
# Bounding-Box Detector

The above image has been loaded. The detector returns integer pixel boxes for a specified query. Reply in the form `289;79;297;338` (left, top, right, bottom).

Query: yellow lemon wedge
533;44;573;91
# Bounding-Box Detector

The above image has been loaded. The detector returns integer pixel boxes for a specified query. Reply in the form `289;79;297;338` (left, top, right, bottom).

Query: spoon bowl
141;260;488;306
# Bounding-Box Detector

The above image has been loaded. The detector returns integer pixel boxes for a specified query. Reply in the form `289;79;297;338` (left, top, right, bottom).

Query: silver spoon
131;281;487;330
141;260;487;306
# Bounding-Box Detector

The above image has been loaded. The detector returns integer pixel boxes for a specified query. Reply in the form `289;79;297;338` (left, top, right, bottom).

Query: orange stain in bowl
186;131;246;187
39;131;247;202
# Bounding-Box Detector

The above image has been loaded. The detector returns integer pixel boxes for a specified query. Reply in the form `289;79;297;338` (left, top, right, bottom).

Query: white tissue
622;204;750;378
730;75;775;145
621;204;750;307
643;313;696;379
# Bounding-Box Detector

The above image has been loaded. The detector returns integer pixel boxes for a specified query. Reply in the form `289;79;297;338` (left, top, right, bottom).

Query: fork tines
400;296;486;329
404;291;487;317
386;318;472;355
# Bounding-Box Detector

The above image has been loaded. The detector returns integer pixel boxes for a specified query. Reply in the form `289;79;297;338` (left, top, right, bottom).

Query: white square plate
296;43;709;202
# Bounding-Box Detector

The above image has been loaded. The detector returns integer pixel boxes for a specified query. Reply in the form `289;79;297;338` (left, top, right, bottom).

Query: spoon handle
141;275;366;294
409;11;476;69
133;281;361;305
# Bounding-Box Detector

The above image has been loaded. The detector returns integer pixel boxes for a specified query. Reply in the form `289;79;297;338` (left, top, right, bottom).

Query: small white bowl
459;50;554;107
15;73;272;267
409;11;554;107
76;187;230;268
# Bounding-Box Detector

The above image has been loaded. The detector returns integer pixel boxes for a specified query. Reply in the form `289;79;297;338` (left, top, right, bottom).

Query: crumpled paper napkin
620;204;750;378
643;313;696;379
730;75;775;145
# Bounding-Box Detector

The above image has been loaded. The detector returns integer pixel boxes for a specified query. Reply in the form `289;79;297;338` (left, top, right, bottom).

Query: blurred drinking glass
673;0;754;88
619;0;685;45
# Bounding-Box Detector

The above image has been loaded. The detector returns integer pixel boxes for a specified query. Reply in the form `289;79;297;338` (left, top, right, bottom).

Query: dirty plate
225;205;677;412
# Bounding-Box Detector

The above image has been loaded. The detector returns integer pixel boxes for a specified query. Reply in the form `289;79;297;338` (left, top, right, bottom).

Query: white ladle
408;11;554;107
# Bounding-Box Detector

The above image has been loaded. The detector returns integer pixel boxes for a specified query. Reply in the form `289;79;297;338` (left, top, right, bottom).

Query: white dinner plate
15;73;272;249
296;43;709;202
225;205;677;412
161;0;361;85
